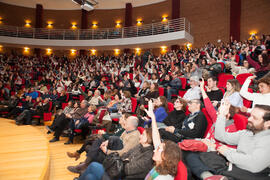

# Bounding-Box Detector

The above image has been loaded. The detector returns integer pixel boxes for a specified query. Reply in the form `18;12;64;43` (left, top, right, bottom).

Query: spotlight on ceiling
72;0;98;11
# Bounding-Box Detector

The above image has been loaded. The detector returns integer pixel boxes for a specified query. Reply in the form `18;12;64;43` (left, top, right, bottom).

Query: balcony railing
0;18;191;40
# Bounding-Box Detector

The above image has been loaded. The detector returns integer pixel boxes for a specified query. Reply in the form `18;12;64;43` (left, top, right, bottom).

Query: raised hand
247;75;256;80
144;100;155;119
218;99;231;117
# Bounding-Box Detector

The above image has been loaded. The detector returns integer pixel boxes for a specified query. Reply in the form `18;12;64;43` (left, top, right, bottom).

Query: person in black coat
159;97;187;143
121;128;154;179
164;99;207;142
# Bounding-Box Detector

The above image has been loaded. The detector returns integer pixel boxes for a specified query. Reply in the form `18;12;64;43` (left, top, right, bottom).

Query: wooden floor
36;123;85;180
0;118;85;180
0;118;49;180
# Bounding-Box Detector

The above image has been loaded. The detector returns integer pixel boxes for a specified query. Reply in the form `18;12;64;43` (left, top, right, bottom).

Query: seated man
214;103;270;180
100;115;140;156
49;100;89;143
205;76;223;106
164;99;207;142
183;76;201;101
67;114;140;174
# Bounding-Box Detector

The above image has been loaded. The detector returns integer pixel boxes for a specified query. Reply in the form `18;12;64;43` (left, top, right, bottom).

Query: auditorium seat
174;161;188;180
236;73;253;85
201;108;213;138
168;102;174;112
217;73;234;88
158;87;165;96
233;113;248;130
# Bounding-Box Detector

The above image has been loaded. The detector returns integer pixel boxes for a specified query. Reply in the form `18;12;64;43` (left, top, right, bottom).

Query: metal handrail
0;17;191;40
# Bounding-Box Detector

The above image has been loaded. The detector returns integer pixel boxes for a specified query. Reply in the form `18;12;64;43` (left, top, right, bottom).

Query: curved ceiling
0;0;166;10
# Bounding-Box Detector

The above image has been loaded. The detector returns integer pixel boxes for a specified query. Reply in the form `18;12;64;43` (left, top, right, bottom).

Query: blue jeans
167;88;178;101
185;152;213;179
78;162;105;180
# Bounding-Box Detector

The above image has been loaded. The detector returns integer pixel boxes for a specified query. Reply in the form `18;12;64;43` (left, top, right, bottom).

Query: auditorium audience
1;34;270;180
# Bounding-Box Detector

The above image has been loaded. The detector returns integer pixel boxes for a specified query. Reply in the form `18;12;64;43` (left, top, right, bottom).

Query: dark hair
176;97;187;112
260;53;269;67
255;104;270;122
156;140;182;176
229;105;240;119
158;96;169;114
151;82;159;92
115;92;122;100
208;76;218;82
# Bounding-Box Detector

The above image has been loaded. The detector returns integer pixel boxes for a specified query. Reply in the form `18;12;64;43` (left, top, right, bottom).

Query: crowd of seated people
0;35;270;180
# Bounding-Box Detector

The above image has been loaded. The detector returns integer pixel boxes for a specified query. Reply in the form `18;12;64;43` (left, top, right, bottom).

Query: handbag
103;152;124;179
178;139;208;152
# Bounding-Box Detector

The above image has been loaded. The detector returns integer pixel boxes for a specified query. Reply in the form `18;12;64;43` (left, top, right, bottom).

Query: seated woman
244;46;270;79
137;83;159;117
240;75;270;113
99;91;112;107
110;90;132;120
135;81;150;103
229;59;255;75
223;79;243;108
139;96;168;128
107;93;121;113
159;97;187;142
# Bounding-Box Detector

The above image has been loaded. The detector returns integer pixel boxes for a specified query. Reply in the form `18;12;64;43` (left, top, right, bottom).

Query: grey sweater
215;115;270;173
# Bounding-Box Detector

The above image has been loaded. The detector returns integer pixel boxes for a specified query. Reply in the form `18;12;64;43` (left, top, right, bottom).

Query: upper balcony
0;18;193;50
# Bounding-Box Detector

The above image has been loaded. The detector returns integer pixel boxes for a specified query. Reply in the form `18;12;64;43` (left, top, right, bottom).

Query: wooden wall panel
240;0;270;40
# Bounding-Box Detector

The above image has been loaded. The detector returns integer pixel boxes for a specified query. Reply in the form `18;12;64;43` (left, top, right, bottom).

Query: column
124;3;133;54
230;0;241;41
80;9;88;56
34;4;43;57
171;0;181;50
